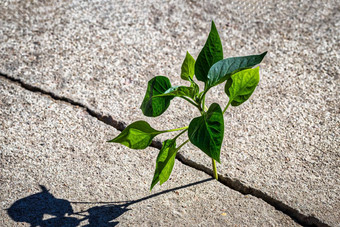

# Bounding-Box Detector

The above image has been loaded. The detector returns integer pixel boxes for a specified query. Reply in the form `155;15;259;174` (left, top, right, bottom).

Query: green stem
180;96;200;109
177;139;189;150
201;89;208;112
223;100;231;114
212;159;218;180
204;104;208;111
165;126;188;133
173;128;188;140
202;96;206;112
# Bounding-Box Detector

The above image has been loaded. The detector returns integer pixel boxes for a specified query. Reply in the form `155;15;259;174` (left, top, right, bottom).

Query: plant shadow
6;178;213;226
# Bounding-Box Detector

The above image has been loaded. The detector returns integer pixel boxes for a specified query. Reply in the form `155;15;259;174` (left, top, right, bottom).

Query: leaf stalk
178;139;189;150
223;100;231;114
180;96;200;109
173;128;188;140
165;126;188;133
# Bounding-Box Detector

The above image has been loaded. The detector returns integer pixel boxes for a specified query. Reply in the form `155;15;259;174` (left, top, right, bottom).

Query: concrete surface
0;78;298;226
0;0;339;226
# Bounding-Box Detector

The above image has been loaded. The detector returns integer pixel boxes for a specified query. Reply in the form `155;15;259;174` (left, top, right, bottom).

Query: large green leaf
181;51;195;81
206;52;267;89
107;121;163;149
195;21;223;83
140;76;174;117
225;67;260;106
150;139;178;190
188;103;224;162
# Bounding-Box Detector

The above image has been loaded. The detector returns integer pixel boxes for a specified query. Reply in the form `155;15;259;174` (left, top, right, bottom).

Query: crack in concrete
0;72;330;227
175;154;329;227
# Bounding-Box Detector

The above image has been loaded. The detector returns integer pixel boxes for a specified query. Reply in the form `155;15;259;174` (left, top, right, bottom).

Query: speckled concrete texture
0;78;298;226
0;0;339;226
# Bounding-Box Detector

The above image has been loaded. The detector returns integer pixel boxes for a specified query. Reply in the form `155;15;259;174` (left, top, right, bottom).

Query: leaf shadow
6;178;213;226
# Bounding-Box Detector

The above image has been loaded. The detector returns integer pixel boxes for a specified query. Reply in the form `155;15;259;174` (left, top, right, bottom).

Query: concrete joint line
0;72;330;227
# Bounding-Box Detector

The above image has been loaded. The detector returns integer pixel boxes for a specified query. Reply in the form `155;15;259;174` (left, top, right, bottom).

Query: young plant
108;21;267;190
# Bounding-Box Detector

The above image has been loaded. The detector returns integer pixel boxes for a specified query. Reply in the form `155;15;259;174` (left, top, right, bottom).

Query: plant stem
173;129;188;140
201;89;208;112
204;104;208;111
177;139;189;150
223;100;231;114
202;96;206;112
212;159;218;180
165;126;188;133
180;96;200;109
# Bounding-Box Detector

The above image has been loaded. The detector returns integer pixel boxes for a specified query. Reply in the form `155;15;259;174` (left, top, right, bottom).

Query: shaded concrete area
0;78;298;226
1;0;339;226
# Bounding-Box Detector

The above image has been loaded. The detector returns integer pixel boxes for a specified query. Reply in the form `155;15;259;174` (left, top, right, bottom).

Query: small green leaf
189;78;200;100
140;76;174;117
108;121;163;149
225;67;260;106
181;51;195;81
224;78;232;97
206;52;267;89
150;139;178;190
188;103;224;162
154;85;197;99
195;21;223;83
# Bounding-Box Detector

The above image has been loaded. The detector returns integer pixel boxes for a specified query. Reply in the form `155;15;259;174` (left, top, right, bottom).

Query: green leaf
224;78;233;97
150;139;178;190
108;121;163;149
181;51;195;81
188;103;224;162
206;52;267;89
140;76;174;117
154;85;198;99
225;67;260;106
189;78;200;100
195;21;223;83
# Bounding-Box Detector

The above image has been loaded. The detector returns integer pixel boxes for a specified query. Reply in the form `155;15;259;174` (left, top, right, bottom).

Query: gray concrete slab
1;0;339;225
0;78;298;226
